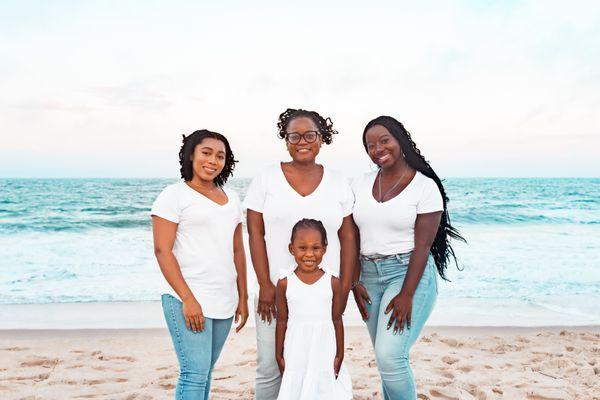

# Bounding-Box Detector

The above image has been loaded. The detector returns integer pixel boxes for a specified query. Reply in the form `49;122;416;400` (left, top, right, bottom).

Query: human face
285;116;322;163
288;228;326;273
190;138;226;182
364;125;403;170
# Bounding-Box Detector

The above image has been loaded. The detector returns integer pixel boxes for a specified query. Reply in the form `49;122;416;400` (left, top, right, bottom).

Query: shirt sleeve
243;170;266;213
417;177;444;214
340;176;355;217
232;190;244;224
151;185;181;223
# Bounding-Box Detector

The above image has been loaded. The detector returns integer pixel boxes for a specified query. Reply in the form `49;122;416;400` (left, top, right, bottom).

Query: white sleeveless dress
277;271;353;400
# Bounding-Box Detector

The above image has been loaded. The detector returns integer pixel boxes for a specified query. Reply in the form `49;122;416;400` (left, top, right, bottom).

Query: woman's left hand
384;291;413;335
235;298;249;332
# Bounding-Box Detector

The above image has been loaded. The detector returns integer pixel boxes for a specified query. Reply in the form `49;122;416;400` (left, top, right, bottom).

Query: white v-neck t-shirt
244;164;354;284
151;181;243;319
352;170;443;256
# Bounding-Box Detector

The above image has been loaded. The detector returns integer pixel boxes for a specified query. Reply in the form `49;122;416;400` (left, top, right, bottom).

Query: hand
182;297;204;333
352;283;371;321
385;291;413;334
333;356;343;379
257;282;277;324
276;356;285;376
235;297;249;332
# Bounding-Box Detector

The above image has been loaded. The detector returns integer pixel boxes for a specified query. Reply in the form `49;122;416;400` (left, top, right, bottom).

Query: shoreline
2;297;598;330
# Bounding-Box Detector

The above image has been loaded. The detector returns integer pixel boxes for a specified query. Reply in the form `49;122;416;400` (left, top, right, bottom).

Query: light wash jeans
360;252;438;400
254;295;281;400
162;294;233;400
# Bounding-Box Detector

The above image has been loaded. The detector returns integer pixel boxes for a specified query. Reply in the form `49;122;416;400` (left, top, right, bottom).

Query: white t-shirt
243;164;354;284
352;171;443;256
151;181;243;319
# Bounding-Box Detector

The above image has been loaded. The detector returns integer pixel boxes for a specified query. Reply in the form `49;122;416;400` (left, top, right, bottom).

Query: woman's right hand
352;283;371;321
182;297;204;332
276;356;285;376
257;281;277;324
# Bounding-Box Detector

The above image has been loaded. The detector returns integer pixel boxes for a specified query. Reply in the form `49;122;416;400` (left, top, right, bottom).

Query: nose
374;142;384;154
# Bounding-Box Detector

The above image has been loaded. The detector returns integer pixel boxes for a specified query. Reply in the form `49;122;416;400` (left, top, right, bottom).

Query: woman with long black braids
351;116;464;400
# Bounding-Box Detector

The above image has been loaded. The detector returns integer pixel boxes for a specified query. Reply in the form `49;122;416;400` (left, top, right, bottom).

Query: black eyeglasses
285;131;320;144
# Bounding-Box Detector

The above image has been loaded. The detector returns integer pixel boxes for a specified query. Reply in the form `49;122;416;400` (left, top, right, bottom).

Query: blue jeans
360;253;438;400
161;294;233;400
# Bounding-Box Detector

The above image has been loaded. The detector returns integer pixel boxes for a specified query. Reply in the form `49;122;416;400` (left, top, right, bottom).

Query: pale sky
1;0;599;178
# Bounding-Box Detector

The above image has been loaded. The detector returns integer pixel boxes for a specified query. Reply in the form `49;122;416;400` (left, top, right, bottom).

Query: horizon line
1;176;599;180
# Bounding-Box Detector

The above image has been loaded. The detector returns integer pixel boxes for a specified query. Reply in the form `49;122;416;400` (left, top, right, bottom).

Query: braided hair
290;218;328;247
362;116;465;281
178;129;237;187
277;108;338;144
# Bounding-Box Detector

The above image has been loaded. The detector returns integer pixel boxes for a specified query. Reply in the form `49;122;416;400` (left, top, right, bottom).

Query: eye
381;138;389;144
218;154;225;160
202;151;210;156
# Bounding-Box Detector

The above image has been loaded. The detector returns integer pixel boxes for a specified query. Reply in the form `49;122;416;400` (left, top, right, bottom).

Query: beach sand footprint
20;357;61;368
3;346;30;351
429;387;460;400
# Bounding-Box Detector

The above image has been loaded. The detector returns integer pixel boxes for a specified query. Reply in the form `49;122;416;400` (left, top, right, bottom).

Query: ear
288;243;294;255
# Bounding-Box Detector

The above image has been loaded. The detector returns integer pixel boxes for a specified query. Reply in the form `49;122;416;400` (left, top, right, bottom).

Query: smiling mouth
375;154;391;163
202;166;217;174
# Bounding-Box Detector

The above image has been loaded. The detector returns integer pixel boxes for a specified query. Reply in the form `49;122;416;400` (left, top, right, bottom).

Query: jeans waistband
360;252;411;263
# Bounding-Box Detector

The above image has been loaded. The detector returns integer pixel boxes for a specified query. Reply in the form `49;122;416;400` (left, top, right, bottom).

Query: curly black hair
277;108;338;145
178;129;237;187
362;116;466;281
290;218;328;247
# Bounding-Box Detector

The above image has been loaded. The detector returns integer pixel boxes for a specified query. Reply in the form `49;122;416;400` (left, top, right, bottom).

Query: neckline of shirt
180;181;231;207
368;170;421;205
278;162;328;199
292;269;328;286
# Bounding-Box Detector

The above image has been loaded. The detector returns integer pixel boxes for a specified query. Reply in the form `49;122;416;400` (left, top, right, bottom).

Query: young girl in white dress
275;219;352;400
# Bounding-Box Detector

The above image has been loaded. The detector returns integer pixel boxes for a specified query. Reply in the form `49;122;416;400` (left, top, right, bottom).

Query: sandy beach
1;325;598;400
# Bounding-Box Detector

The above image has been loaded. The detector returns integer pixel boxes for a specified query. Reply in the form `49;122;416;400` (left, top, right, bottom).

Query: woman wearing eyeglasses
244;108;357;399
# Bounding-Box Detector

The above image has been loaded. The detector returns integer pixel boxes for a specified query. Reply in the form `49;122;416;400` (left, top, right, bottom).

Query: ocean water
1;178;599;326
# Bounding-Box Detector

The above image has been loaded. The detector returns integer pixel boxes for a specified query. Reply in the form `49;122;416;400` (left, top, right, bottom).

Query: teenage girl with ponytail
351;116;464;400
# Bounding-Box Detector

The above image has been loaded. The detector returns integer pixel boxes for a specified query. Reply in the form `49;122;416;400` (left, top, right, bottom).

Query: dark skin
247;116;358;324
352;125;442;333
152;139;249;333
275;228;345;378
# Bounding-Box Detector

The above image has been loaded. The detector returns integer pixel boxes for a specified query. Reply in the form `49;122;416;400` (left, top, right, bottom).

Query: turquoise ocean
1;178;599;327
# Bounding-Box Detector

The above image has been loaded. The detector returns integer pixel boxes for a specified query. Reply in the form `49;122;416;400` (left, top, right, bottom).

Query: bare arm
385;211;442;333
275;278;288;376
233;223;249;332
247;209;277;323
338;215;359;305
331;276;345;377
350;217;371;320
152;215;204;332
